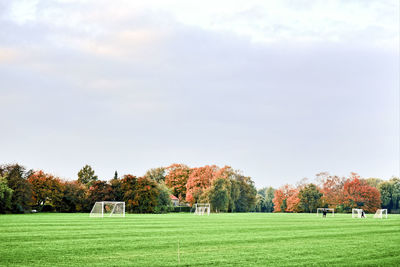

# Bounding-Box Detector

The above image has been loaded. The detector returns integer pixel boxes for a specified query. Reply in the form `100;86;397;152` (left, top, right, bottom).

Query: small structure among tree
170;195;179;206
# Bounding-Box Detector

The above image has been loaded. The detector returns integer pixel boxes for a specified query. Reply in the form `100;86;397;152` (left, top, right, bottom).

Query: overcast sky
0;0;398;188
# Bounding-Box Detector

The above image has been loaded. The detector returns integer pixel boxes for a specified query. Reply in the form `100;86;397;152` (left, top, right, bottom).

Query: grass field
0;213;399;266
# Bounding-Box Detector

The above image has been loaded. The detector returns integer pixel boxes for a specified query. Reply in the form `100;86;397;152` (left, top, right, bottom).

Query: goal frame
194;203;210;216
90;201;125;218
373;209;388;219
316;208;335;216
352;208;366;218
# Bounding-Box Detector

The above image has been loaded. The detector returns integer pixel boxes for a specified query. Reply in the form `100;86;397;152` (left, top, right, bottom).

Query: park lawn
0;213;399;267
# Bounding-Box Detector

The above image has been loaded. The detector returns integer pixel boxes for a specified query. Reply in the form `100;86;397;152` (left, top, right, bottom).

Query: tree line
0;163;398;214
0;163;257;213
256;172;400;214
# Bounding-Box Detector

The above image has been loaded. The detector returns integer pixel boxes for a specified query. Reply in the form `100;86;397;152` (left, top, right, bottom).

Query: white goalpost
316;208;334;216
90;201;125;217
194;203;210;216
373;209;388;219
352;208;366;218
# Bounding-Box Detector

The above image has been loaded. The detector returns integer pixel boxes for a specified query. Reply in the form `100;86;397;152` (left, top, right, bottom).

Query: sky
0;0;399;188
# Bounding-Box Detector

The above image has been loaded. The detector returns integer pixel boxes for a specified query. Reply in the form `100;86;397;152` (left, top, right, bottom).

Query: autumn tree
27;170;64;211
165;164;191;201
273;184;298;212
145;167;166;183
317;172;345;210
0;164;33;213
185;165;219;205
342;173;381;213
59;181;87;212
86;180;113;209
298;184;322;212
134;177;159;213
0;175;13;213
77;165;98;186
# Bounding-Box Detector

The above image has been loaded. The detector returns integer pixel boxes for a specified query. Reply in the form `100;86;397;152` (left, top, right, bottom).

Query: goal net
352;208;366;218
373;209;388;219
317;208;334;216
90;201;125;217
194;203;210;216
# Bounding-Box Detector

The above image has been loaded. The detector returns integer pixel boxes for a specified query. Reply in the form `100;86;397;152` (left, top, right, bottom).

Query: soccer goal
373;209;388;219
352;208;366;218
317;208;335;216
194;203;210;216
90;201;125;217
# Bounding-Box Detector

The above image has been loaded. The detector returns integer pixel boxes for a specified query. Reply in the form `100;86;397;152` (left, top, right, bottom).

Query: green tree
209;178;231;212
298;184;322;213
114;171;118;179
156;182;172;213
257;187;275;212
234;175;257;212
0;175;13;213
77;165;98;186
379;177;400;213
0;164;33;213
145;167;166;183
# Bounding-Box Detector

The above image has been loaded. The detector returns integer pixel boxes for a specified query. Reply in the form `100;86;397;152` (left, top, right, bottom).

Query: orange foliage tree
165;164;191;201
342;173;381;213
273;184;299;212
185;165;220;205
318;172;345;209
27;170;64;211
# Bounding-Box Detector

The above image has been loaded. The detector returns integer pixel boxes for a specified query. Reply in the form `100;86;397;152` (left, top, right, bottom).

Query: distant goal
317;208;334;216
352;208;366;218
90;201;125;217
194;203;210;216
373;209;388;219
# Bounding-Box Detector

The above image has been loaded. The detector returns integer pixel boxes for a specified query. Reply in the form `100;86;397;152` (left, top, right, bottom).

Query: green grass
0;213;399;266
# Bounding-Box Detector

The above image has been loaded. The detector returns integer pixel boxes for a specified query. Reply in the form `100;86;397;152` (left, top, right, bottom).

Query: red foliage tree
86;180;113;209
318;172;345;209
342;173;381;213
272;184;299;212
27;170;64;211
165;164;191;201
185;165;219;205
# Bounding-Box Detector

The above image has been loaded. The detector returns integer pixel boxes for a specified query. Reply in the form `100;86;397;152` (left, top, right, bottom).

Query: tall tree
59;181;86;212
318;173;345;210
186;165;219;205
77;165;98;186
165;164;191;201
234;175;257;212
257;187;275;212
298;184;322;213
114;171;118;179
342;173;381;213
0;175;13;213
86;180;113;210
273;184;298;212
209;178;231;212
27;170;64;211
0;164;33;213
156;182;172;213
